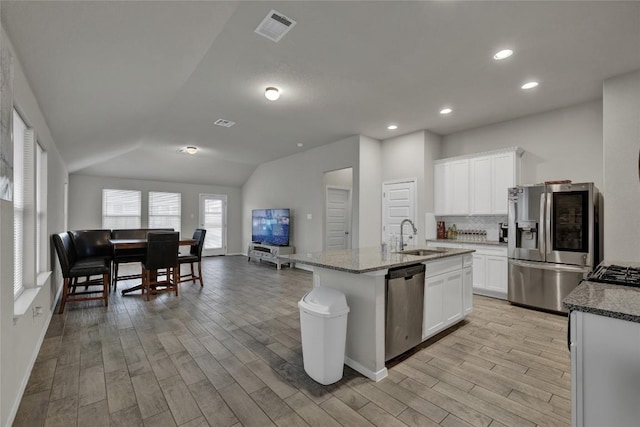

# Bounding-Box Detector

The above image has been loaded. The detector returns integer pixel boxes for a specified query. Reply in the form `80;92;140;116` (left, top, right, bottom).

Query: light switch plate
307;213;313;220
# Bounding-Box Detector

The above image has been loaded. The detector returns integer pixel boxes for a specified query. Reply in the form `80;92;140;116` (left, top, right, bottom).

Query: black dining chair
142;232;179;301
178;228;207;287
52;232;110;313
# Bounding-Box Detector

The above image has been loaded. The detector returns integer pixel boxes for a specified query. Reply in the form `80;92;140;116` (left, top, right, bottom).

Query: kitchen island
283;246;474;381
563;279;640;426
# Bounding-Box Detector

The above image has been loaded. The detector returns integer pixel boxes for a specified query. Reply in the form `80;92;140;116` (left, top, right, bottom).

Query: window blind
149;191;181;232
36;142;46;273
102;189;141;229
13;110;26;298
13;111;36;298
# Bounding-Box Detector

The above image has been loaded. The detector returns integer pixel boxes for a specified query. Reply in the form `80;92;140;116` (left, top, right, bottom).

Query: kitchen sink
396;249;445;256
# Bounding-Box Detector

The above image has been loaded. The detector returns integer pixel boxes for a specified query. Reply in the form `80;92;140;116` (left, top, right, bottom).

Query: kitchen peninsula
283;246;474;381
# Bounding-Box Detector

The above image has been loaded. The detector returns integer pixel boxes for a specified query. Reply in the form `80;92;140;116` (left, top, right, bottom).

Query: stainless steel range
507;182;600;313
587;263;640;287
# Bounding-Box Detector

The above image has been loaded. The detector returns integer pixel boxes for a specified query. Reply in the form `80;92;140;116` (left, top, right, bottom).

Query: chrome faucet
400;219;417;250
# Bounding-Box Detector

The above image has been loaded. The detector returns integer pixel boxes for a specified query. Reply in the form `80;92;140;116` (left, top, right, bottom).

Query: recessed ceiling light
297;143;303;147
493;49;513;60
179;146;198;155
265;86;280;101
387;124;398;130
440;108;453;115
521;81;539;90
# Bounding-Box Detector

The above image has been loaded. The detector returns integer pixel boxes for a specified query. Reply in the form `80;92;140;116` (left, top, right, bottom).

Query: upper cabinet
435;148;522;216
434;159;469;216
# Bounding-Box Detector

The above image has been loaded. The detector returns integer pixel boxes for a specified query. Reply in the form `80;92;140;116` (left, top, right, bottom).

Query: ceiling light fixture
265;87;280;101
387;124;398;130
493;49;513;60
521;81;539;90
440;108;453;115
181;146;198;155
297;143;304;147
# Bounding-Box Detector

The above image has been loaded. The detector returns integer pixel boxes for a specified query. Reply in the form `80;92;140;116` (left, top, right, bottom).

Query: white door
491;152;515;215
199;194;226;256
325;187;351;250
382;180;416;248
470;156;492;215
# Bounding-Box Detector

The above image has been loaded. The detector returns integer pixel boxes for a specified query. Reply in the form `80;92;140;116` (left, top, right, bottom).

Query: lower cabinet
428;241;508;299
570;310;640;426
423;255;470;341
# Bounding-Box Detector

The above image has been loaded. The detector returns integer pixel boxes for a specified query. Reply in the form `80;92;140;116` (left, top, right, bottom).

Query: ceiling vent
214;119;235;128
255;9;296;42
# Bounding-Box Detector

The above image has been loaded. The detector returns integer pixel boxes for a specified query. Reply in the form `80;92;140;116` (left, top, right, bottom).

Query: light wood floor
14;255;571;427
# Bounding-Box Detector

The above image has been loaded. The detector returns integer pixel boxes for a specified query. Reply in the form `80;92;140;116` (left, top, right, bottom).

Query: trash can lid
299;287;350;317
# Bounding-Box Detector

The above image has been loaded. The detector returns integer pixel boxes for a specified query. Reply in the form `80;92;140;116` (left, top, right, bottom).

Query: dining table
110;238;197;296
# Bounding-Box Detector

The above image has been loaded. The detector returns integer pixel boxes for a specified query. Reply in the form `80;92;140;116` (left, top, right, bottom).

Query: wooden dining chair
141;232;180;301
178;228;206;287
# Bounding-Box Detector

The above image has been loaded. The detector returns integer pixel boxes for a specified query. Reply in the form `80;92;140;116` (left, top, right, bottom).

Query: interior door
382;180;416;247
325;186;351;250
199;194;226;256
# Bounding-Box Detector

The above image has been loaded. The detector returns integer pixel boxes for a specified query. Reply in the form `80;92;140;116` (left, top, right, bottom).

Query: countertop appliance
587;262;640;288
385;264;425;360
507;182;599;313
498;222;508;243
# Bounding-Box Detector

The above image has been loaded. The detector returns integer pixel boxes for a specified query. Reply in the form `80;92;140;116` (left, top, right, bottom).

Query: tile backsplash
435;215;507;241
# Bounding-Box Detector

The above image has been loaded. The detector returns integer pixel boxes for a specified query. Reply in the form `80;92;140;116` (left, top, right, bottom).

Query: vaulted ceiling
3;1;640;186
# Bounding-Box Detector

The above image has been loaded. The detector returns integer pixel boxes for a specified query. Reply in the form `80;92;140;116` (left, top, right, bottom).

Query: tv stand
247;243;294;270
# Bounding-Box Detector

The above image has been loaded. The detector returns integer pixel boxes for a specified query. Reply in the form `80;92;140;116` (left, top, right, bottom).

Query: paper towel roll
425;213;437;240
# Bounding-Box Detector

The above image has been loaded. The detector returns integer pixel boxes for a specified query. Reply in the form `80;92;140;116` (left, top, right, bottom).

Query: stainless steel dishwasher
385;264;425;361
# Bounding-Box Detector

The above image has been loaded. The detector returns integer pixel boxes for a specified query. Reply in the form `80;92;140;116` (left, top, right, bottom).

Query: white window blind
13;110;36;298
148;191;181;232
36;142;47;274
102;189;141;229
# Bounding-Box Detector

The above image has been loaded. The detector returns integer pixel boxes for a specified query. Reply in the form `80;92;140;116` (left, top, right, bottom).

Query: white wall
68;174;243;253
242;135;362;254
442;100;604;189
603;70;640;261
381;130;442;242
358;136;383;248
1;29;68;427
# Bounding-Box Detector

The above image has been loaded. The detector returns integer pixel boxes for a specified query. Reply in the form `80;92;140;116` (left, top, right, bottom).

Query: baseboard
344;356;388;382
473;289;507;300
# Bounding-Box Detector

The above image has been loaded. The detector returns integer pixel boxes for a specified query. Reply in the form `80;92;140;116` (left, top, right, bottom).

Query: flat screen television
252;209;291;246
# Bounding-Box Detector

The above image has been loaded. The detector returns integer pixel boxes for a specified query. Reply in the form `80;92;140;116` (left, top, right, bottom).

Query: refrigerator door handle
509;259;591;274
545;191;552;258
539;192;546;258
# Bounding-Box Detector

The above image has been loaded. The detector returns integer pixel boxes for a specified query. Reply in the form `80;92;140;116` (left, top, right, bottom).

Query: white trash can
298;286;350;385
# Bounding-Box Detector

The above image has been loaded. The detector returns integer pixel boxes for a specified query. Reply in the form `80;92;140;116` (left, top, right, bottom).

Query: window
149;191;181;232
36;142;47;274
12;109;45;299
102;189;141;229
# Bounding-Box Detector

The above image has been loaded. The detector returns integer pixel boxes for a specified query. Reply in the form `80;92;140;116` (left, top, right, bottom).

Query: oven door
545;183;595;267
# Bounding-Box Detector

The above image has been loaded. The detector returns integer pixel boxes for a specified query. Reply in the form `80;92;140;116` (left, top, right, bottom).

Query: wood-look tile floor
14;255;571;427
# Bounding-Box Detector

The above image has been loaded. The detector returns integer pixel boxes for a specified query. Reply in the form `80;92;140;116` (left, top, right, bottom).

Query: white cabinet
485;255;508;294
428;241;508;299
470;156;492;215
570;310;640;426
435;148;521;216
434;160;469;216
491;151;517;215
422;256;467;340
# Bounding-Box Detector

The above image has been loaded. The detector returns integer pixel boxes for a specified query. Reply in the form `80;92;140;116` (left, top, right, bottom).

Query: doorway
323;168;353;250
382;179;417;247
199;194;226;256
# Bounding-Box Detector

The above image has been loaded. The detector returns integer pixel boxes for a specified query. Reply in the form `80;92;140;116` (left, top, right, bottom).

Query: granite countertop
563;281;640;323
427;238;507;247
281;247;474;274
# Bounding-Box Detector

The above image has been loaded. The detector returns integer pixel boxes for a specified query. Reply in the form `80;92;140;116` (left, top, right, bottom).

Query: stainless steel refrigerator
507;182;599;313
